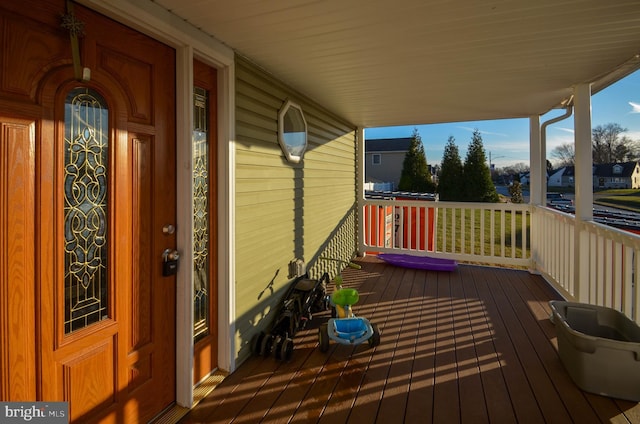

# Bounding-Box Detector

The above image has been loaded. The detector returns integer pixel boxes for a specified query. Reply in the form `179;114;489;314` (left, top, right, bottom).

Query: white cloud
456;126;508;137
556;127;574;134
625;130;640;140
546;132;575;152
630;102;640;113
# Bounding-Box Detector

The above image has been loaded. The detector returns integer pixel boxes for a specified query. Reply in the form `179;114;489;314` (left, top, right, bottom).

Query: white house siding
234;56;357;362
548;168;565;187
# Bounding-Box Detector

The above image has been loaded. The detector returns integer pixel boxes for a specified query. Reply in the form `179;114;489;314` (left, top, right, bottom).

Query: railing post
573;83;593;302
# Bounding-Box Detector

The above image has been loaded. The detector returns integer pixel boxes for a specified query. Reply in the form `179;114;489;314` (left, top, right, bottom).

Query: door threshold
151;370;228;424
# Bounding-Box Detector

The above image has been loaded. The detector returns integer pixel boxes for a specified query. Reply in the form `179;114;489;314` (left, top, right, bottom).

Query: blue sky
365;70;640;169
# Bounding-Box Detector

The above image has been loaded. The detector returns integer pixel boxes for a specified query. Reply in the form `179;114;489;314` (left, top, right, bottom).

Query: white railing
531;206;575;295
359;198;640;325
534;206;640;322
360;198;533;268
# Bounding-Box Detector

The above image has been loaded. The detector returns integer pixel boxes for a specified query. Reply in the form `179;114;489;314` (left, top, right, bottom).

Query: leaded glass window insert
64;87;110;334
193;86;210;343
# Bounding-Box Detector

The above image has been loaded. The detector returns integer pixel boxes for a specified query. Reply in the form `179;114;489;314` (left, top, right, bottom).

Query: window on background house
372;154;381;165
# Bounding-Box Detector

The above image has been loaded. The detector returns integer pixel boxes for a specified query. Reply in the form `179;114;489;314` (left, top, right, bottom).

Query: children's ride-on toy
318;260;380;352
252;273;330;361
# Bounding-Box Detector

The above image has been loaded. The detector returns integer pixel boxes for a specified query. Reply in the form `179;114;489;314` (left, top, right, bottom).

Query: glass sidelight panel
193;86;210;342
63;87;109;334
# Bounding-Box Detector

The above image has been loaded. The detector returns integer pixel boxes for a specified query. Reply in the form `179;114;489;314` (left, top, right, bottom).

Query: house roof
140;0;640;128
365;138;412;153
555;162;639;178
594;162;638;178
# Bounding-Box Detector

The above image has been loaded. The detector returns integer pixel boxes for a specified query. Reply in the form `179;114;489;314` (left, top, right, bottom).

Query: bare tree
551;123;640;167
505;162;530;174
550;142;575;167
592;123;638;164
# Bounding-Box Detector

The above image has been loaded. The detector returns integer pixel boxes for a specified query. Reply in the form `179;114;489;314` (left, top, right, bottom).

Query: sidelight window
193;86;210;342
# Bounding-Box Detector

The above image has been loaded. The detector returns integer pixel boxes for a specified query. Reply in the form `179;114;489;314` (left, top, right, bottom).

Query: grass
594;189;640;212
434;207;530;259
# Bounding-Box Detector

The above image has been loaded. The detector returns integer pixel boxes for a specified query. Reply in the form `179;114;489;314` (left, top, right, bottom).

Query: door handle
162;249;179;276
163;249;180;262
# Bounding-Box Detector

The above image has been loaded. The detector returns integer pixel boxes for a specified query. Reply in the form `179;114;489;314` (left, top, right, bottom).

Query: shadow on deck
179;256;640;423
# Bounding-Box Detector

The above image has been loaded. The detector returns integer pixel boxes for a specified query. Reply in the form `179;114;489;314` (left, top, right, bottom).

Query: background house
364;137;411;190
593;162;640;189
548;166;576;187
549;162;640;189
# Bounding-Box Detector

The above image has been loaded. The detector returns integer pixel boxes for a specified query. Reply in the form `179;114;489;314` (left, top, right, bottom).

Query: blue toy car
318;266;380;352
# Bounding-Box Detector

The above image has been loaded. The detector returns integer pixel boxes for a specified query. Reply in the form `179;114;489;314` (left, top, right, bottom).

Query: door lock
162;249;179;277
162;224;176;235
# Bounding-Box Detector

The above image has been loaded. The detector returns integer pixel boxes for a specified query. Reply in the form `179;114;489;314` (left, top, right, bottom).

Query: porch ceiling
153;0;640;128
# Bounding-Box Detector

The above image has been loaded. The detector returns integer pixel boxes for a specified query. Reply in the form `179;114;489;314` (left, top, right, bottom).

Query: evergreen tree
508;181;524;203
463;129;499;202
398;129;435;192
438;136;464;201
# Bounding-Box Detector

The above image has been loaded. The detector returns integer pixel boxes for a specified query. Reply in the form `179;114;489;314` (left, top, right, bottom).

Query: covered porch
179;256;640;423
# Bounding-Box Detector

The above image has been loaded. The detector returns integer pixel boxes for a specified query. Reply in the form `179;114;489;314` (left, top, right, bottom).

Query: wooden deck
179;256;640;424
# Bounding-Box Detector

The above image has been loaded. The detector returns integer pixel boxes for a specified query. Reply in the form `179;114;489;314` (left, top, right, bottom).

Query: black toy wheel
251;331;265;355
260;333;274;357
274;337;283;360
280;338;294;361
319;323;330;353
368;323;381;348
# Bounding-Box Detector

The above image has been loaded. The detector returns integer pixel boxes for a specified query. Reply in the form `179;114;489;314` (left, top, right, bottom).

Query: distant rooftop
365;138;412;153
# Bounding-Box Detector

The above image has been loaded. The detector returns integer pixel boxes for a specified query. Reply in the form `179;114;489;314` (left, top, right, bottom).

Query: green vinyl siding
234;55;357;362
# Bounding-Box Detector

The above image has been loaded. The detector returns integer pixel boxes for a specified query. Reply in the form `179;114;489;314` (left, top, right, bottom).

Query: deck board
180;257;640;424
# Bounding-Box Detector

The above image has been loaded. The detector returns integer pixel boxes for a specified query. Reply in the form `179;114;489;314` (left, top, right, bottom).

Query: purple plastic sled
377;253;457;272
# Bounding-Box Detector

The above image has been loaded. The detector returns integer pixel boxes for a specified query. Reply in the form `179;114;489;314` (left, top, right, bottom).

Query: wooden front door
0;2;177;422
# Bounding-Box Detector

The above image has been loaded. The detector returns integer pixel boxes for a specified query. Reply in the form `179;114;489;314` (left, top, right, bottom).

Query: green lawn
594;189;640;212
435;208;529;258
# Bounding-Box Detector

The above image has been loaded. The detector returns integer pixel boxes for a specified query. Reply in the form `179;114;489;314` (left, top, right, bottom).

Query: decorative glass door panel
193;86;210;342
192;60;218;383
63;87;110;334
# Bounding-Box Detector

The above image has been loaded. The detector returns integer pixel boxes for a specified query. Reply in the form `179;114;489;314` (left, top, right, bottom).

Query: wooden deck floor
179;257;640;424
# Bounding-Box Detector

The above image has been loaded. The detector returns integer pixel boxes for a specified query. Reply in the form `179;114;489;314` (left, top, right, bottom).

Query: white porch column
357;127;366;256
574;84;594;221
529;115;542;205
573;83;593;302
528;115;542;271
